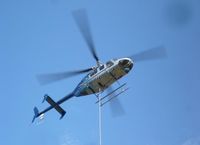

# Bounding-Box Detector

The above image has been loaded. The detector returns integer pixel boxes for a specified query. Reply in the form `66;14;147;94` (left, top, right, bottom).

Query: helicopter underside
77;65;128;96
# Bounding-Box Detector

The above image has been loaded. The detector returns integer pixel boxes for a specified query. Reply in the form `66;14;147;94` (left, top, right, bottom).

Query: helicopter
32;9;167;123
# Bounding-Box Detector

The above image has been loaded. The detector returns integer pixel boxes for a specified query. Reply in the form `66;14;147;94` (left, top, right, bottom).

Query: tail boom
32;93;74;123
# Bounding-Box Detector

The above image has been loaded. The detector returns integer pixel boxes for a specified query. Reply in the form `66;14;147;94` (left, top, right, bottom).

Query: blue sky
0;0;200;145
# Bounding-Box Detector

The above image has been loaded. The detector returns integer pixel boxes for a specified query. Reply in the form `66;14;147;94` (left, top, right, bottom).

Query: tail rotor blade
37;68;93;85
72;9;99;62
130;46;167;62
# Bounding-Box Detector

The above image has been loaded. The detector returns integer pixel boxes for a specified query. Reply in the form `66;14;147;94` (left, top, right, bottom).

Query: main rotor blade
106;86;125;117
72;9;99;62
130;46;167;62
37;68;92;85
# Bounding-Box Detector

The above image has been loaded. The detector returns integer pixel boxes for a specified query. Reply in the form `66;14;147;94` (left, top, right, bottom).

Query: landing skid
95;83;129;106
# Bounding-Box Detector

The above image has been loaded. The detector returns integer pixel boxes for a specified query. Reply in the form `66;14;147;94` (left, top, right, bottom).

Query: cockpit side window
90;68;98;77
99;65;105;70
106;61;114;67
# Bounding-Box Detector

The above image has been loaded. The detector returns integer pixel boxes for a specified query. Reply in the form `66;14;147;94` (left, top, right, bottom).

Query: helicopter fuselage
74;58;133;97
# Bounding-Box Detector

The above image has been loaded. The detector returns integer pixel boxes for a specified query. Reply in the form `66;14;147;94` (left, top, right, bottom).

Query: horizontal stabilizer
32;93;74;122
44;95;66;119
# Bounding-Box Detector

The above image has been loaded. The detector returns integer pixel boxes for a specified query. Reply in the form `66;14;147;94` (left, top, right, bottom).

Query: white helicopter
32;9;167;123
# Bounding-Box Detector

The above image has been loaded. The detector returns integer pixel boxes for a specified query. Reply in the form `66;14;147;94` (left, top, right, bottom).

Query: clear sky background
0;0;200;145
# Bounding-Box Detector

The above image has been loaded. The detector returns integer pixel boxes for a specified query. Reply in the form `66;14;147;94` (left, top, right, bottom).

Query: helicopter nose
118;58;133;73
